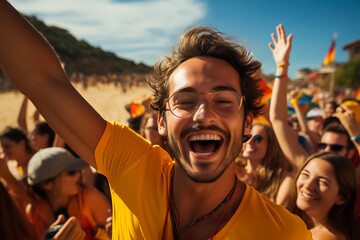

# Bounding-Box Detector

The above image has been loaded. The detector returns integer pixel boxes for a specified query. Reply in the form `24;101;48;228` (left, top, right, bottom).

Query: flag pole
329;62;335;98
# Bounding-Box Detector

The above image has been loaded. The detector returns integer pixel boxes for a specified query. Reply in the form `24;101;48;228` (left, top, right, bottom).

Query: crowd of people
1;1;360;239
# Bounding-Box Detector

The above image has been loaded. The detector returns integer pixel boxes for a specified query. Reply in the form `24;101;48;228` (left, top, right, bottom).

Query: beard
165;122;243;183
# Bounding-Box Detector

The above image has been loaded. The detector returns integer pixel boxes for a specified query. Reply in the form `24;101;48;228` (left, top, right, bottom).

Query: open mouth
301;191;317;200
188;134;223;156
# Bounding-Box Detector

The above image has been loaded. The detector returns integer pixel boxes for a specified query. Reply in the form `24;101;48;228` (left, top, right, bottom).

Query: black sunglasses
251;135;263;144
318;142;346;152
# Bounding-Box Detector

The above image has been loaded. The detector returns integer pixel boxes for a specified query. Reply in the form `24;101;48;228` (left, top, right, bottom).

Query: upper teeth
189;134;221;141
302;192;314;199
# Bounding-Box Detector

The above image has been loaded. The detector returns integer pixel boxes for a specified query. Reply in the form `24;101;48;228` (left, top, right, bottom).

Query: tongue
191;141;217;154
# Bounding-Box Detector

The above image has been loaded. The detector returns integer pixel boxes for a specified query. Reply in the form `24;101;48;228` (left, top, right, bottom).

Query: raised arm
333;105;360;156
0;1;105;167
268;24;308;171
290;89;320;148
17;96;29;134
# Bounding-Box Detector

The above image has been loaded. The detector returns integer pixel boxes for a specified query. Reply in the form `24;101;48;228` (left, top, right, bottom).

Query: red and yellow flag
323;33;337;66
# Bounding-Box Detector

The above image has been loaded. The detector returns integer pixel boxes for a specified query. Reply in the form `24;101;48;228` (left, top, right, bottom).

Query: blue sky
10;0;360;78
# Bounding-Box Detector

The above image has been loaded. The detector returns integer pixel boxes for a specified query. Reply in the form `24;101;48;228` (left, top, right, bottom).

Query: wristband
275;74;288;79
277;63;290;68
351;135;360;142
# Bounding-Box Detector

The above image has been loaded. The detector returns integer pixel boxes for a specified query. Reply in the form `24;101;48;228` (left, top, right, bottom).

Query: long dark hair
0;182;37;240
290;151;357;240
32;122;55;147
254;123;291;201
0;127;34;154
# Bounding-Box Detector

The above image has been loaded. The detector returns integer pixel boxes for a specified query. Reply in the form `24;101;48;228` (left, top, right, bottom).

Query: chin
182;160;229;183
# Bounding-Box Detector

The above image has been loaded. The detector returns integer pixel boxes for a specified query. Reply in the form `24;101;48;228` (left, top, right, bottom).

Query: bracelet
277;63;290;68
351;135;360;142
275;74;288;79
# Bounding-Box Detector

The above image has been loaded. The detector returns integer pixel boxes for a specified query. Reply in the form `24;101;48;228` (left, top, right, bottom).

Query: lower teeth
195;152;213;156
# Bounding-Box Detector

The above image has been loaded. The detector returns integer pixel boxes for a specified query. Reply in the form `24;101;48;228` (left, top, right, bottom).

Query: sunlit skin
29;132;49;150
242;125;268;166
159;56;251;183
307;117;323;135
0;137;25;160
324;103;336;118
44;171;81;211
0;137;32;178
296;158;344;222
320;132;349;158
144;117;163;147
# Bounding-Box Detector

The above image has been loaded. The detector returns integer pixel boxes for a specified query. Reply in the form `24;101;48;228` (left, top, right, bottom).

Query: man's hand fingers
49;215;65;229
53;217;76;240
271;33;277;45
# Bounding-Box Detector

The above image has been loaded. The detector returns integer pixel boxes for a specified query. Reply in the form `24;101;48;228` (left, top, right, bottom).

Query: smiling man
0;1;311;239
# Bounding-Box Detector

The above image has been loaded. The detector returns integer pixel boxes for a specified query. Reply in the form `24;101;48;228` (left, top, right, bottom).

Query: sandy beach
0;82;153;132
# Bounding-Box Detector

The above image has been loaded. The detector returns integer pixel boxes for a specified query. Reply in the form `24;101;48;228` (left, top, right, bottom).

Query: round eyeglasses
165;90;245;118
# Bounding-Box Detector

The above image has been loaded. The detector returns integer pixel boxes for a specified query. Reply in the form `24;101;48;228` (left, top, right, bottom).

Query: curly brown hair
148;26;264;118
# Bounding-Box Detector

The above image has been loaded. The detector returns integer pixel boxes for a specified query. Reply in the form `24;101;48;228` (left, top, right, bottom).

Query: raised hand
269;24;293;66
49;215;86;240
333;105;360;138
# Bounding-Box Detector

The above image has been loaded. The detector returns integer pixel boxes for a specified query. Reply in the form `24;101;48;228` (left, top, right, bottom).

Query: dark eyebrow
211;86;238;93
302;169;332;183
172;86;238;95
318;176;332;183
173;87;196;94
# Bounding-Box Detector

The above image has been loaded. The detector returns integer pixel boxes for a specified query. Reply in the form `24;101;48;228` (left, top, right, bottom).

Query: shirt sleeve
94;120;153;189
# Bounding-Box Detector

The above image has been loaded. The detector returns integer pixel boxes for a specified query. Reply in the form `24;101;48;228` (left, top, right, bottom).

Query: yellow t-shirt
95;121;312;240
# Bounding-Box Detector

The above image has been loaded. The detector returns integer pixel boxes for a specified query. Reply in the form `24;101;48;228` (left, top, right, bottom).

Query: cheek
295;179;302;191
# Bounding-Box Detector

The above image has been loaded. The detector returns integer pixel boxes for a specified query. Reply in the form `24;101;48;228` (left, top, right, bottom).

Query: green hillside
25;15;152;75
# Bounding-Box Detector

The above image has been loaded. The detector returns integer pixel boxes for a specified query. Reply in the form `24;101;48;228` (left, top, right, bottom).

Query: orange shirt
95;121;312;239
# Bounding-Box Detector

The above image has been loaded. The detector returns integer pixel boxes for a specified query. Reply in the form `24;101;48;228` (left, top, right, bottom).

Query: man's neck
171;163;245;238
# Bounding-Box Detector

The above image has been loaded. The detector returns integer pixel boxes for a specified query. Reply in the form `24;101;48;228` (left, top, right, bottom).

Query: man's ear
347;148;355;160
158;112;167;137
244;112;253;136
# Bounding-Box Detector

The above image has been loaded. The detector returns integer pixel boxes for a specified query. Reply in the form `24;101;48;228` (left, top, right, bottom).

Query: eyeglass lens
318;143;345;152
252;135;263;144
168;90;242;118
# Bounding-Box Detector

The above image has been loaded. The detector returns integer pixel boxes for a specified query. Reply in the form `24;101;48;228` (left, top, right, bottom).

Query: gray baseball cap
27;147;88;185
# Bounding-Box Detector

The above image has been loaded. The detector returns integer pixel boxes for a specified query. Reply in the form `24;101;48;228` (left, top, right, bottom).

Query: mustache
180;124;228;139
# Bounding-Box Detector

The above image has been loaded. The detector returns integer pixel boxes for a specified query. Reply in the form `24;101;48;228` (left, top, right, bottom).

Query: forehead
251;125;266;135
168;57;241;95
0;137;16;145
303;158;336;179
321;132;348;146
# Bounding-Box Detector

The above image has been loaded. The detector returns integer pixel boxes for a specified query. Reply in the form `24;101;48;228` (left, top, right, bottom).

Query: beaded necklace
166;171;237;240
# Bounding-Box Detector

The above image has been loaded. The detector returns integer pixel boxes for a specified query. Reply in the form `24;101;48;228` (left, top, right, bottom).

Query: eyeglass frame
317;142;347;153
164;90;245;119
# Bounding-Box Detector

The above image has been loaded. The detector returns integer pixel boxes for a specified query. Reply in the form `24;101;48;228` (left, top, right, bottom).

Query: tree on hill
335;58;360;89
25;15;152;75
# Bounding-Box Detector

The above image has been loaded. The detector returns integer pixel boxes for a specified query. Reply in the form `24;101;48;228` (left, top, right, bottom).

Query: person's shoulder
246;186;308;227
311;227;346;240
26;198;54;223
82;184;106;199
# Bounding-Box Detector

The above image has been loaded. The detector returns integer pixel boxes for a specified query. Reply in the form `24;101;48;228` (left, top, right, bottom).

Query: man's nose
324;145;332;152
192;100;217;123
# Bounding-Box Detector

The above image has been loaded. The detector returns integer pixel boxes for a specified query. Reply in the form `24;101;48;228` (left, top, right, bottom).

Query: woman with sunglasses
289;151;357;240
236;122;294;206
25;147;111;239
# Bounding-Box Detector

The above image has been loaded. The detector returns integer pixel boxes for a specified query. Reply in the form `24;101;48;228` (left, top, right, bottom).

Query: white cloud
10;0;206;65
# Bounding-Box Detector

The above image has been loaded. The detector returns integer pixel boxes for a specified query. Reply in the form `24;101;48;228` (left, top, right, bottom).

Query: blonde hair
246;123;291;201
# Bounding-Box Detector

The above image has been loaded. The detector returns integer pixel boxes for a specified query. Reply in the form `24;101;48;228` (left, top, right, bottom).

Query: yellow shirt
95;121;312;239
